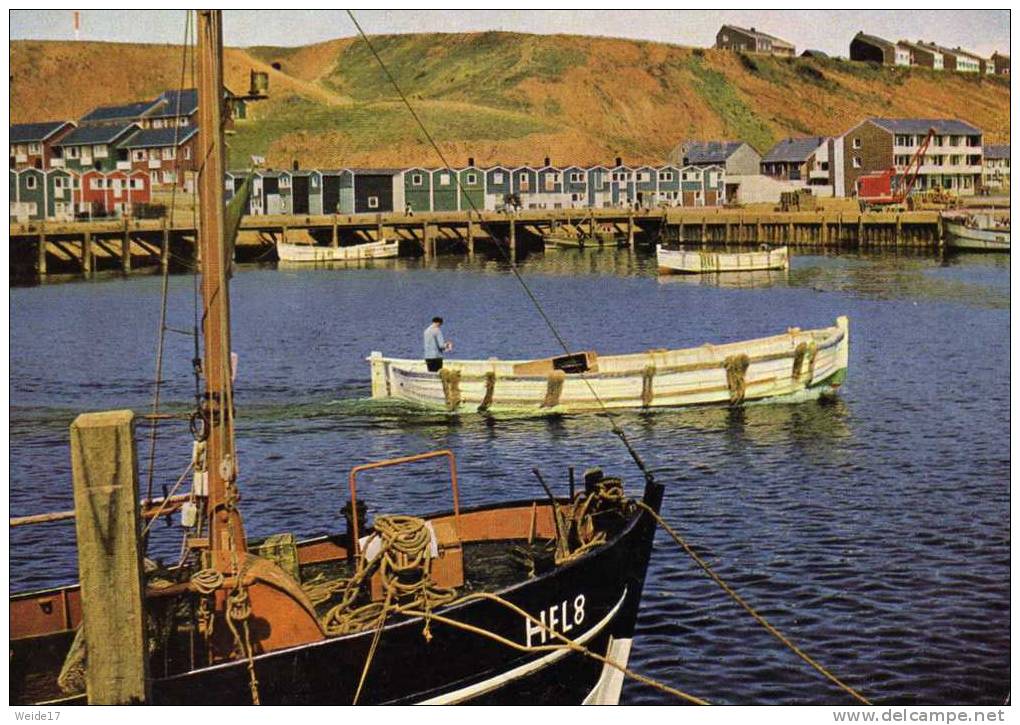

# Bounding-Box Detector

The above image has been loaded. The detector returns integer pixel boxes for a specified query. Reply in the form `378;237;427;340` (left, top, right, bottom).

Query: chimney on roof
615;156;622;167
751;27;756;33
292;159;299;171
544;156;550;167
468;156;475;167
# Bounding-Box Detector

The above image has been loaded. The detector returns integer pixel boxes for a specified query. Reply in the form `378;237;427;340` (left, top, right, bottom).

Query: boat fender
724;354;750;405
641;365;655;407
541;370;566;408
477;371;496;412
440;368;461;411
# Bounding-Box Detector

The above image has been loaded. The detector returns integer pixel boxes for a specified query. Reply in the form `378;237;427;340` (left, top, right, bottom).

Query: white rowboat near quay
941;214;1010;252
656;244;790;274
368;317;849;413
276;238;399;262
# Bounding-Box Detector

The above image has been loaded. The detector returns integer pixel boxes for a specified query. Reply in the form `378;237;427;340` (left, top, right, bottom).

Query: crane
856;127;936;210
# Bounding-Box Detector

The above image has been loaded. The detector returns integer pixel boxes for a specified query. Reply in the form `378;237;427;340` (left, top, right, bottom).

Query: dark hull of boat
14;480;663;705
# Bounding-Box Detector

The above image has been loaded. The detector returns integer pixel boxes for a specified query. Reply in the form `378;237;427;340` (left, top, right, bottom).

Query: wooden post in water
161;223;170;275
857;215;865;246
467;219;475;259
755;217;762;242
121;227;131;275
627;214;635;249
331;216;339;248
422;222;430;259
895;214;902;245
83;232;93;279
37;226;48;279
700;217;707;243
509;219;517;263
70;409;149;704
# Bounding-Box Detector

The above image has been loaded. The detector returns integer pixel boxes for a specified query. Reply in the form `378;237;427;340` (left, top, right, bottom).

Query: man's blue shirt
423;325;446;359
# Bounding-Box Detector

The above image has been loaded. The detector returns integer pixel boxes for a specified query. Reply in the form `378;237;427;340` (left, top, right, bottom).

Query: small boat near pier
942;212;1010;252
277;238;399;263
657;244;790;274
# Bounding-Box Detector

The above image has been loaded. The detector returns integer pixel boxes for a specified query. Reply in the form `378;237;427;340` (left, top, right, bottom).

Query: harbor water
9;247;1009;705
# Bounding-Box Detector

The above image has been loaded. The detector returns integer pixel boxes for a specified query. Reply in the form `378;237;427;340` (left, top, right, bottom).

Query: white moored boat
368;317;849;413
277;238;399;263
942;214;1010;252
657;245;790;274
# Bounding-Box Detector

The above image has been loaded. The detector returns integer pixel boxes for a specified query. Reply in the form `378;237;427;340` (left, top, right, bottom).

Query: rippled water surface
9;248;1010;705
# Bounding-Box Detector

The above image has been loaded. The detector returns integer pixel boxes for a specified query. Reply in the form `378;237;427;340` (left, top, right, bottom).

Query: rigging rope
635;501;872;705
144;10;195;503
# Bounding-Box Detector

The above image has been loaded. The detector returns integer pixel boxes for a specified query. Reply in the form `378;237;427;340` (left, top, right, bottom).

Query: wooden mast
197;9;246;568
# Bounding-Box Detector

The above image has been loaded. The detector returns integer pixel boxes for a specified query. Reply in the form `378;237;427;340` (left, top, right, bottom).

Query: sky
8;9;1012;58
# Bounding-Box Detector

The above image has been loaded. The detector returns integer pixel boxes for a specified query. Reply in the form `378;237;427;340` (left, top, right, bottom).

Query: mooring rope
635;501;872;705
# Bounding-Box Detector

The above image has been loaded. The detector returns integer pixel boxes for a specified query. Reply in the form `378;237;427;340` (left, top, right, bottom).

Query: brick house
761;137;831;186
829;118;982;197
51;123;138;173
675;140;761;176
120;126;198;190
9;121;76;170
715;25;795;57
849;32;911;66
897;41;943;70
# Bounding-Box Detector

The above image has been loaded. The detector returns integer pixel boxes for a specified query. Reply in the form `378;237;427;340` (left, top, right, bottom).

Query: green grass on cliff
227;95;553;166
327;33;585;111
685;55;775;153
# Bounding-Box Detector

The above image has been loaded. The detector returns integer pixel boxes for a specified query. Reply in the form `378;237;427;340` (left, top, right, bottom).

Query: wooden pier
10;207;943;282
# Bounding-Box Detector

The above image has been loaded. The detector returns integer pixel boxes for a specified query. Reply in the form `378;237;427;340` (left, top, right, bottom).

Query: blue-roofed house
586;166;611;207
52;123;139;173
562;165;587;208
78;98;164;127
982;144;1010;191
144;89;199;129
10;121;75;170
655;165;682;206
829;117;983;197
762;136;831;186
121;126;198;189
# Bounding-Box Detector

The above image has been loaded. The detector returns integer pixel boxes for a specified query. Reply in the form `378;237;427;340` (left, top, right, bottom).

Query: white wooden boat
368;316;849;413
277;238;399;262
942;214;1010;252
657;245;789;274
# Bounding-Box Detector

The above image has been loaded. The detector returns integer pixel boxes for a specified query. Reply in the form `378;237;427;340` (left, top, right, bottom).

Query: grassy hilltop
10;32;1011;169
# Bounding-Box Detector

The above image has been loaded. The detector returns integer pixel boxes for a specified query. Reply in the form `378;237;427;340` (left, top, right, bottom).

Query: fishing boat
544;222;625;249
657;244;790;274
9;11;665;706
942;212;1010;252
368;317;849;413
276;238;399;263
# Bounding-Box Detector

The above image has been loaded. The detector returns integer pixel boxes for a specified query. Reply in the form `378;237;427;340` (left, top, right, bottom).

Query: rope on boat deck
635;501;872;705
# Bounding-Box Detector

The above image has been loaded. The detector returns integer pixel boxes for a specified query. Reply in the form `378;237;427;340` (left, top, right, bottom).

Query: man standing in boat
423;316;453;372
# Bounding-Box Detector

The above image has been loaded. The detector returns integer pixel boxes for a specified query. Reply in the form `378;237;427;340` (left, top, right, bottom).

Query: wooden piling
701;217;707;243
331;216;338;248
70;409;149;704
895;214;902;245
37;226;48;278
627;214;635;249
161;224;170;275
857;215;865;245
83;232;93;279
122;229;132;274
467;219;475;258
422;222;431;259
509;219;517;263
